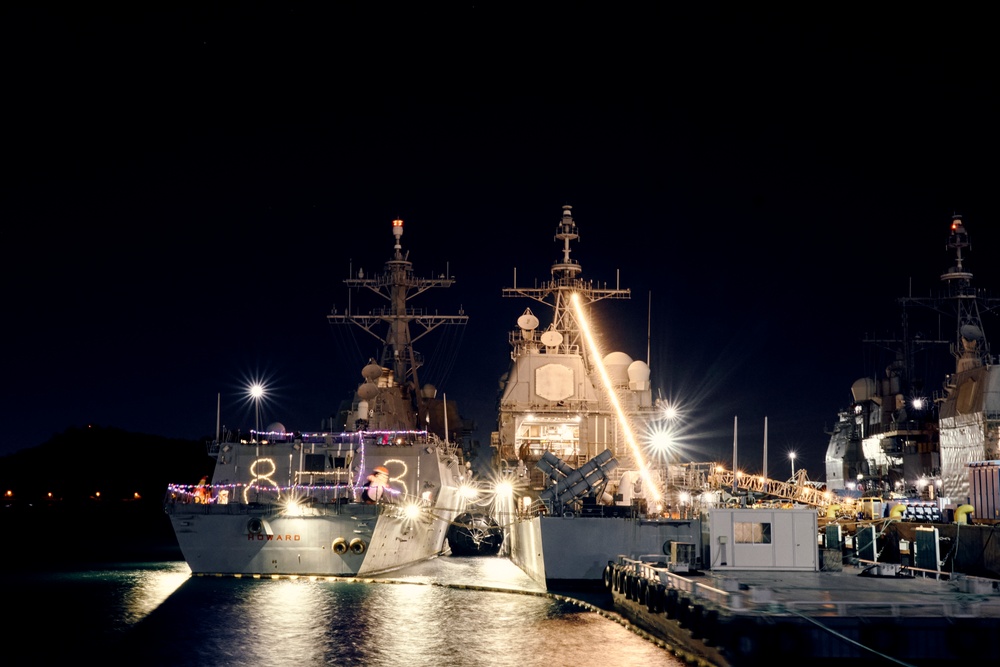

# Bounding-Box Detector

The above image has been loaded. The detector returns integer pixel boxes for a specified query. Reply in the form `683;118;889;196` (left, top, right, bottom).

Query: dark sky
4;6;999;481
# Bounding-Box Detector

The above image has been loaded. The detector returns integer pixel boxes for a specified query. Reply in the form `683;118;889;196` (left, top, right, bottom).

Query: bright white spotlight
283;499;304;517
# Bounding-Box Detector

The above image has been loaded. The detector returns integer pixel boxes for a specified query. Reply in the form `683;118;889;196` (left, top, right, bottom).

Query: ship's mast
328;218;468;413
939;216;993;370
864;216;1000;403
502;205;629;364
898;215;1000;379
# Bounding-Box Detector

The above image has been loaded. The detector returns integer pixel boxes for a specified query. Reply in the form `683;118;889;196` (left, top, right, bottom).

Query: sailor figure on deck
362;465;391;503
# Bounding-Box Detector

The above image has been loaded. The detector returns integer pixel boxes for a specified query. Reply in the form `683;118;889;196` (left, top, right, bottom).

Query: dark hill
0;425;213;568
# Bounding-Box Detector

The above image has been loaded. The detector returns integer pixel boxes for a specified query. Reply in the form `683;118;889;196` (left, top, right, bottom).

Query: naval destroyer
164;217;476;577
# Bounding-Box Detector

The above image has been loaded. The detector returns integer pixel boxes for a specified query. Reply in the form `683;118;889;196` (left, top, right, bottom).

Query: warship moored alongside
165;217;475;577
491;205;704;590
824;215;1000;519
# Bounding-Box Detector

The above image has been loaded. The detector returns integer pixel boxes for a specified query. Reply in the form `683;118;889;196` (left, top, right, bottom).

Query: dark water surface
7;557;683;666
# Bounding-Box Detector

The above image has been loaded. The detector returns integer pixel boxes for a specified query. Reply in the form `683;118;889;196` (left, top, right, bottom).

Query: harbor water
8;555;682;666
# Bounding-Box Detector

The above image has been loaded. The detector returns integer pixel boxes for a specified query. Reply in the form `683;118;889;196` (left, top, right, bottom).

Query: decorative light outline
244;457;280;504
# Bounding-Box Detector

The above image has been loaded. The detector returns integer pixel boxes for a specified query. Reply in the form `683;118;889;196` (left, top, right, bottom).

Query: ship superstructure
824;215;1000;503
935;217;1000;500
492;205;702;589
493;205;656;494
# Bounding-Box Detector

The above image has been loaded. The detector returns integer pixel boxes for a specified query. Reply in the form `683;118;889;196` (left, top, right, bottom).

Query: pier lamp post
250;383;264;443
249;382;265;502
789;452;796;480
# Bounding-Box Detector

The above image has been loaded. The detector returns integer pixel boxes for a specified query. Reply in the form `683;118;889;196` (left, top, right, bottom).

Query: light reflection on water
10;557;683;666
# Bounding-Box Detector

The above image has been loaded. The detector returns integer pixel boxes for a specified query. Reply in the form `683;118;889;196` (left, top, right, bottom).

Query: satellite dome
603;351;633;385
358;381;378;400
961;324;984;341
362;361;383;381
266;422;286;434
627;360;650;383
851;377;875;402
421;383;438;399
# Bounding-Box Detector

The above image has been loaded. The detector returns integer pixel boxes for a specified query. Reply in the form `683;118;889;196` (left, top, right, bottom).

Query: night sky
4;6;999;482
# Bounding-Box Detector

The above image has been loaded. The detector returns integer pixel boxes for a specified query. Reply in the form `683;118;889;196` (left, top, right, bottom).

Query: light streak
570;292;662;504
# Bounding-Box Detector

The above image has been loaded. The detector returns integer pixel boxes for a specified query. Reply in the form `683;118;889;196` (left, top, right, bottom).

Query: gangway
708;468;836;509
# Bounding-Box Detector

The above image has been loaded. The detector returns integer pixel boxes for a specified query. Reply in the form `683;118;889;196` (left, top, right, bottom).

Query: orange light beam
571;292;662;504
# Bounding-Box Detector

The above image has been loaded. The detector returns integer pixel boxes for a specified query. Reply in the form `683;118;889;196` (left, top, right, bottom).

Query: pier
608;554;1000;666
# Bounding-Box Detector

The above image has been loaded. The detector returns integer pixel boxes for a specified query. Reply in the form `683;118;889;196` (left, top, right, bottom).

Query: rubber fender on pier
700;608;720;646
349;538;367;554
688;604;707;638
637;578;648;605
603;564;614;591
332;537;348;555
677;597;694;628
664;588;679;618
646;583;665;613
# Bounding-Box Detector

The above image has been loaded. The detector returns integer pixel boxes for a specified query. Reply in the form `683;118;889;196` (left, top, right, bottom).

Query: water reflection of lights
242;579;330;663
121;563;191;625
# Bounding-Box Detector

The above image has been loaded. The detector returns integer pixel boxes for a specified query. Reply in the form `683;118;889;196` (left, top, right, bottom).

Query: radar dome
358;381;378;401
961;324;984;341
421;384;438;399
266;422;286;434
603;351;633;386
851;377;875;402
362;362;383;381
627;360;650;382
